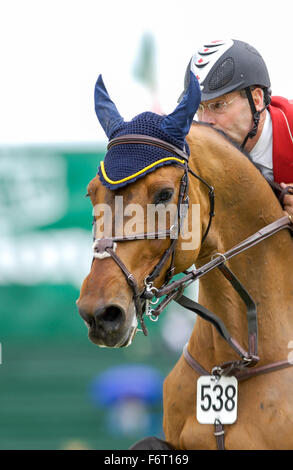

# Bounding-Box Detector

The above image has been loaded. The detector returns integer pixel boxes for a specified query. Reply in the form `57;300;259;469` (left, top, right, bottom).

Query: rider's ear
251;88;265;112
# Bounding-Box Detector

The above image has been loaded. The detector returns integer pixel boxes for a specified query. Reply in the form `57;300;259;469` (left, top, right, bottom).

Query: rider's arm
280;182;293;217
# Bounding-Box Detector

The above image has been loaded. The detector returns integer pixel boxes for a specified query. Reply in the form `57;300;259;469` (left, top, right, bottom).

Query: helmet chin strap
240;87;268;150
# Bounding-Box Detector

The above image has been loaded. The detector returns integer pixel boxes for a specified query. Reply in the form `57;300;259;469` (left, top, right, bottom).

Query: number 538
200;383;236;412
196;376;238;424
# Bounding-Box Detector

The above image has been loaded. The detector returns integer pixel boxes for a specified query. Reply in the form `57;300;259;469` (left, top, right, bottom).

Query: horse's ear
161;71;201;140
94;75;124;138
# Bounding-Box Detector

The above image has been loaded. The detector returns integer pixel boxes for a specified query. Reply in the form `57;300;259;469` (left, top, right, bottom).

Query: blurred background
0;0;291;450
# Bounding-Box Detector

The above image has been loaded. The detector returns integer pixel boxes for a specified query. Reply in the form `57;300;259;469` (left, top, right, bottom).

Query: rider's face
197;90;258;149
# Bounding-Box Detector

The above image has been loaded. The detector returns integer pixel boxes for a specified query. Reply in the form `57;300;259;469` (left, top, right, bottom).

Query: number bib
196;375;238;424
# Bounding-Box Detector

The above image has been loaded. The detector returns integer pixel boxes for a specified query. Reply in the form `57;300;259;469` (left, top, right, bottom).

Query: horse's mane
195;120;282;192
189;120;276;188
192;120;250;159
188;120;283;215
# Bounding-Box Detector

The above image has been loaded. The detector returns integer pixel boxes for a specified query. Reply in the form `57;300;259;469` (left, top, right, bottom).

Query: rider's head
179;39;271;150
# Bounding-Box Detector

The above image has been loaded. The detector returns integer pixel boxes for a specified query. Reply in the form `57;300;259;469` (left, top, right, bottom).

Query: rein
170;214;292;451
175;215;293;450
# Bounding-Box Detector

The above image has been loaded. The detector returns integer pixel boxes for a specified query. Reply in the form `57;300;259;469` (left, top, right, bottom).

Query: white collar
249;111;273;169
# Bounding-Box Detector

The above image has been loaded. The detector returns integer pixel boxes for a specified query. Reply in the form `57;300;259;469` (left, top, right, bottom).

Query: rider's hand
280;182;293;217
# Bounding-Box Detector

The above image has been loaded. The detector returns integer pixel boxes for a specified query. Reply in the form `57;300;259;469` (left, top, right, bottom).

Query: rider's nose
199;109;217;125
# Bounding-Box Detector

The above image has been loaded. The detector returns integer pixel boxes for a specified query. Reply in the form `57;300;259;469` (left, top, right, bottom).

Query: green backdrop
0;145;196;450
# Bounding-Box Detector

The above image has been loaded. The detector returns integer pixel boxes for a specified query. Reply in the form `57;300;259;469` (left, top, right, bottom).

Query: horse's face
77;71;202;347
77;164;199;348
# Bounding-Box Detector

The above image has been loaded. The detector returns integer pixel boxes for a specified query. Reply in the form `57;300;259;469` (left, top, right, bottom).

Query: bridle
92;133;292;347
91;133;293;451
92;134;215;335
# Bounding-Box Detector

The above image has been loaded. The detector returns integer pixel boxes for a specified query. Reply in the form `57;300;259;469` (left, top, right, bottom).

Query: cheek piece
241;87;271;150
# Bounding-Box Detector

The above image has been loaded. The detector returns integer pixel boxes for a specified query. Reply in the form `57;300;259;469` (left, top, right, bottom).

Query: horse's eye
154;189;174;205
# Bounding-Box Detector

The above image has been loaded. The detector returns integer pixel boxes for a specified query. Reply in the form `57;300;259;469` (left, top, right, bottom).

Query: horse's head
77;72;204;348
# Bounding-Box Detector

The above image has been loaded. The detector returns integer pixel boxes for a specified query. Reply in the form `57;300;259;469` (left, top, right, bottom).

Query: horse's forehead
90;165;182;206
144;165;182;189
123;166;183;200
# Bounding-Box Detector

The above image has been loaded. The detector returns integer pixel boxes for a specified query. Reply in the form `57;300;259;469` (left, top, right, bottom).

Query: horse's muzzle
78;303;137;348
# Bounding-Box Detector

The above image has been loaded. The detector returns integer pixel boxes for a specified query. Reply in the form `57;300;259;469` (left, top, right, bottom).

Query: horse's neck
187;124;293;368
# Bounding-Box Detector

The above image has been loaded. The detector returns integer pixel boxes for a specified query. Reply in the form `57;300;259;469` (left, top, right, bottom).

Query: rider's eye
211;101;227;112
211;101;225;111
154;189;174;205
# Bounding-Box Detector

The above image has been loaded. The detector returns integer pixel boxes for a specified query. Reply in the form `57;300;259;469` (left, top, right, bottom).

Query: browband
107;134;189;162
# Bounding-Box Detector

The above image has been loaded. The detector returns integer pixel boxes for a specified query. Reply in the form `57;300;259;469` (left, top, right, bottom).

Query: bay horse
77;72;293;450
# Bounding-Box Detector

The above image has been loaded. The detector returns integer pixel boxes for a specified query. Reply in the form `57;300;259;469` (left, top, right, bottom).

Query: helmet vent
208;57;235;90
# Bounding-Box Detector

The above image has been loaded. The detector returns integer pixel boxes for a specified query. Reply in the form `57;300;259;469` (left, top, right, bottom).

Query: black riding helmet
179;39;272;148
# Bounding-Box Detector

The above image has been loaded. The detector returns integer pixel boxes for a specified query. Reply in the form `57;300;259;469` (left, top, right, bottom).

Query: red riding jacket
269;96;293;183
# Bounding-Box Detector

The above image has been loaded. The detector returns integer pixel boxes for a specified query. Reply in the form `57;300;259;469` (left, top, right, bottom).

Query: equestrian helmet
180;39;271;103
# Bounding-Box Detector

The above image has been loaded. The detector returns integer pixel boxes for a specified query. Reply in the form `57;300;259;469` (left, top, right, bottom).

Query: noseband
92;134;215;335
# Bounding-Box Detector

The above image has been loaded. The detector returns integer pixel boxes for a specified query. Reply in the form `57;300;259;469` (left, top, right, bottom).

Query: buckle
242;354;259;367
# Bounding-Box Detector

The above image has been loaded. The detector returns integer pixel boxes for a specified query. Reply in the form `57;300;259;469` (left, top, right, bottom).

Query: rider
179;39;293;216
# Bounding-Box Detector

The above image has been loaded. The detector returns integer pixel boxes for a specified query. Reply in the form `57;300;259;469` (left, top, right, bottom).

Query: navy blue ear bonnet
98;112;190;189
95;72;201;190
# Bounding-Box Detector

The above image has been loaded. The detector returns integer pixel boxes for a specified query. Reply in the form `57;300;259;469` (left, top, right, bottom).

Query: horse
77;72;293;450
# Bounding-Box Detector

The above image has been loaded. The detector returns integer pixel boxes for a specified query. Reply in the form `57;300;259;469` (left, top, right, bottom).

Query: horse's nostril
103;306;123;323
94;305;124;329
